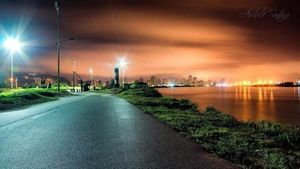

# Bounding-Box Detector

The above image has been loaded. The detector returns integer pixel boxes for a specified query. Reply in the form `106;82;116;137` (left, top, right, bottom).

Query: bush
157;113;202;132
34;90;59;97
16;92;41;100
276;129;300;149
259;152;289;169
215;134;253;164
191;126;231;144
121;87;162;97
0;89;70;110
254;121;286;136
203;107;239;127
111;88;126;94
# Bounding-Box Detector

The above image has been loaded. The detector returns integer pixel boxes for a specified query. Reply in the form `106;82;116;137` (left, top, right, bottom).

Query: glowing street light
3;38;22;89
118;57;128;68
4;38;22;53
89;67;93;81
117;57;128;85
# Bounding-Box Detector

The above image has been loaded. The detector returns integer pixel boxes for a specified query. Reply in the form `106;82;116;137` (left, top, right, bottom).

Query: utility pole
55;0;61;92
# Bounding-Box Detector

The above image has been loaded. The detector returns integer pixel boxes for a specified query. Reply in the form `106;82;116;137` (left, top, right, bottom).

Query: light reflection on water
158;87;300;125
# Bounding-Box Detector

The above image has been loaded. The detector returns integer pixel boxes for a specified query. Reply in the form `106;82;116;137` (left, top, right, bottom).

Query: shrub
215;134;253;165
178;99;198;111
36;91;56;97
259;152;289;169
191;126;231;142
276;129;300;149
121;87;161;97
203;107;239;127
16;92;41;100
0;89;70;110
254;121;286;136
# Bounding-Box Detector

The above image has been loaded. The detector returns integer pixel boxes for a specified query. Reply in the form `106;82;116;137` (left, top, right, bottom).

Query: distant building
148;76;161;87
188;75;193;85
45;78;54;85
105;81;110;88
162;79;168;86
96;80;102;87
198;80;205;87
192;76;197;85
33;77;41;86
137;77;144;83
15;73;70;87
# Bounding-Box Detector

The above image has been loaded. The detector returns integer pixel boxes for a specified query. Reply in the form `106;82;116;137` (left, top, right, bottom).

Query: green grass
107;87;300;169
0;88;71;111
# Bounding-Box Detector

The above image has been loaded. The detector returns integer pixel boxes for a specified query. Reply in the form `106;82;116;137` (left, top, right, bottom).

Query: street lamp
55;0;74;92
55;0;61;92
117;57;128;85
89;67;93;81
4;38;22;89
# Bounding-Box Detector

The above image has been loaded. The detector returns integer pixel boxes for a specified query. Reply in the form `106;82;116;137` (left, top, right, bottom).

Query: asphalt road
0;93;238;169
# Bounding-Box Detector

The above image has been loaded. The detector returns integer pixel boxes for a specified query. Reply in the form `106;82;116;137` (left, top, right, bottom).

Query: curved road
0;93;238;169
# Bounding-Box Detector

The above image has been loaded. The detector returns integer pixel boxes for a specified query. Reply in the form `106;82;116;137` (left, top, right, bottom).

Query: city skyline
0;0;300;82
5;72;300;89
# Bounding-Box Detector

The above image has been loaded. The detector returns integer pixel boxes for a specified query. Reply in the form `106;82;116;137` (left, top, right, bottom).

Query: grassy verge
0;88;71;111
103;87;300;169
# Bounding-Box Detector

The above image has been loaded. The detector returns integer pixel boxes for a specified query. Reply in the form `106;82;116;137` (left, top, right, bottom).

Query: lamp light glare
89;67;93;73
117;57;128;69
118;57;128;68
4;38;22;52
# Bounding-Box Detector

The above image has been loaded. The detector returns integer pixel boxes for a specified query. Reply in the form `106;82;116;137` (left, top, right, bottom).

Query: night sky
0;0;299;81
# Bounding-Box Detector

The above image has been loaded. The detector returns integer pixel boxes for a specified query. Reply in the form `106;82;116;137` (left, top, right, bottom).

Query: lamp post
4;38;22;89
89;67;93;85
55;0;61;92
117;57;128;85
55;0;74;91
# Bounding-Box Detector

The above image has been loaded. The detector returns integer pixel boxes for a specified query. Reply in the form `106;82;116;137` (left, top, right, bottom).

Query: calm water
158;87;300;125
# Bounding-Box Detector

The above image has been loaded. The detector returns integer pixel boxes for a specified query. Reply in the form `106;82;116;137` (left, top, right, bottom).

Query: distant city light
167;82;175;87
4;38;22;53
216;82;231;87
